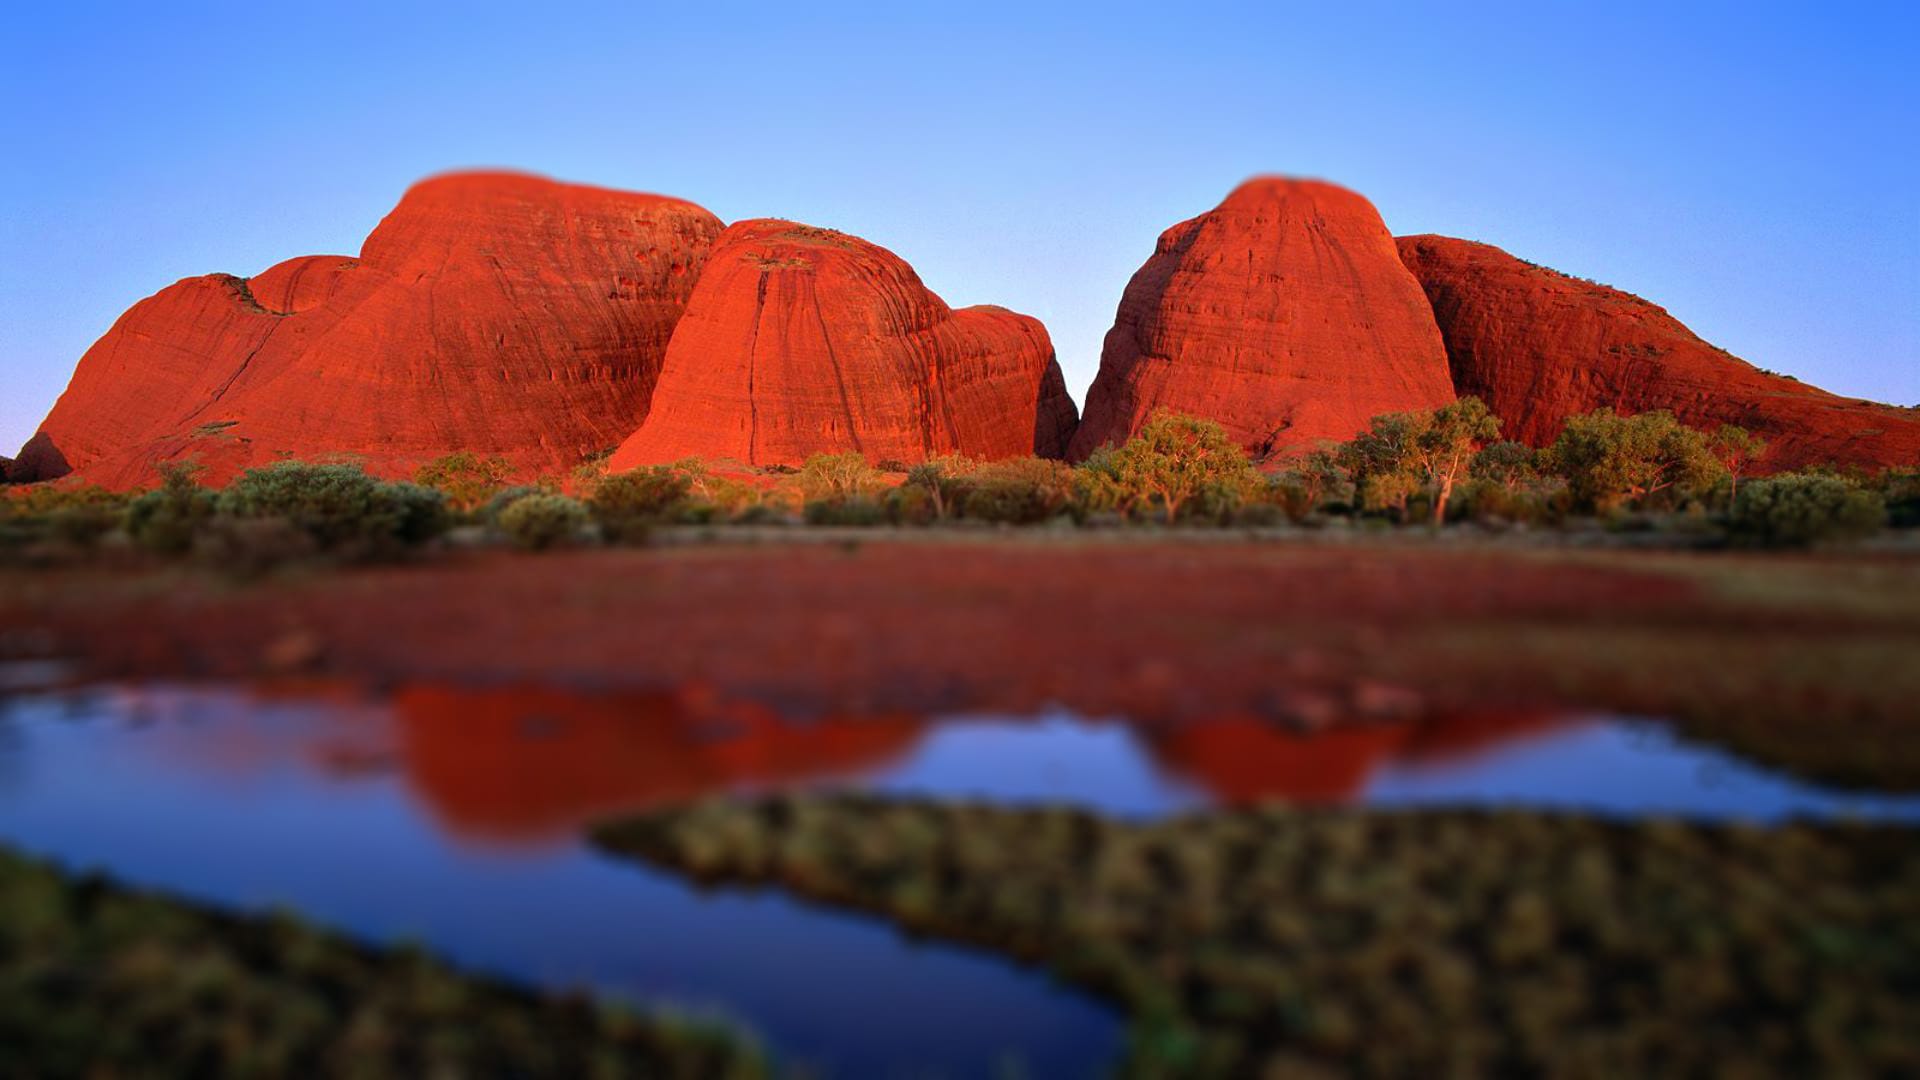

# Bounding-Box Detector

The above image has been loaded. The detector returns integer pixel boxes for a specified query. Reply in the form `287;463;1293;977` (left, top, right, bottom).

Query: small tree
1470;441;1537;492
125;462;217;555
1416;397;1501;524
1105;411;1260;523
1545;409;1726;513
1710;424;1768;501
413;452;514;512
1276;448;1351;511
1343;412;1427;516
904;455;975;520
1072;446;1136;518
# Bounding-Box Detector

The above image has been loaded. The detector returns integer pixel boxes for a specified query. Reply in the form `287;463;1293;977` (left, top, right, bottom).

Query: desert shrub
125;464;218;555
570;446;619;487
0;483;131;556
955;458;1076;525
669;460;763;521
797;453;883;501
1729;473;1886;548
874;459;911;474
884;484;939;526
45;504;121;550
498;494;588;551
216;462;448;557
7;481;126;517
803;497;886;526
902;456;975;520
1251;477;1316;524
413;452;514;512
1877;468;1920;529
590;467;691;543
732;503;788;526
479;485;552;525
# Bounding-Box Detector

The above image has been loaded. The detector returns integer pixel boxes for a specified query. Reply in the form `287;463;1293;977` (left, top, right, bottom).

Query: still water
2;682;1915;1076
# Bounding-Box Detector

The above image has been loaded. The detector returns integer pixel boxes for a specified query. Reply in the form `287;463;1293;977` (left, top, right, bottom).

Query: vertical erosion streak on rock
811;283;864;455
609;219;1064;469
1070;177;1454;461
20;171;723;489
746;269;769;465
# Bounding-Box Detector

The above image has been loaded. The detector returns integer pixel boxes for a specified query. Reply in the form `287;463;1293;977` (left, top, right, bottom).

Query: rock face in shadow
1398;235;1920;472
1069;178;1455;460
14;172;723;488
610;220;1077;470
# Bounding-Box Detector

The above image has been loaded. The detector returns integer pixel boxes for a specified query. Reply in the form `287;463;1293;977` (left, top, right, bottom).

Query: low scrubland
0;847;762;1078
3;403;1914;570
595;794;1920;1078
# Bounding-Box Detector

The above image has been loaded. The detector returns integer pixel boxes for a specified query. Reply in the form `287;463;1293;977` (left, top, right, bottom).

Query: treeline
2;401;1915;566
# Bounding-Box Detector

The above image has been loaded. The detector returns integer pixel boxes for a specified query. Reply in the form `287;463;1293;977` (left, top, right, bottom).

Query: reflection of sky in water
2;684;1916;1076
1360;720;1920;822
0;690;1119;1079
855;713;1213;819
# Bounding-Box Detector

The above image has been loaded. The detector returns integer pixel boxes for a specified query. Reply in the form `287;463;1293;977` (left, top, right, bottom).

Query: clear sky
4;2;1916;457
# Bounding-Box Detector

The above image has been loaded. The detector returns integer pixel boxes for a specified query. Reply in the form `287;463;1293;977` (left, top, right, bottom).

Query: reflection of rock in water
1147;708;1573;803
391;684;927;846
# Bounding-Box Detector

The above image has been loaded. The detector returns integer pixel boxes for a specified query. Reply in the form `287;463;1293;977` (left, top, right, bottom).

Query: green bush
955;458;1076;524
497;494;588;550
46;504;121;550
216;462;448;558
479;485;552;525
125;466;218;555
412;452;514;512
797;453;882;501
1730;473;1886;548
0;483;130;554
883;484;939;526
590;467;691;543
1879;468;1920;529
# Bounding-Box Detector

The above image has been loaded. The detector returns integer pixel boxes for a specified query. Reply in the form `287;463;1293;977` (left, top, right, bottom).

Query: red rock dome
609;219;1076;470
1069;178;1456;460
1397;235;1920;472
13;172;723;488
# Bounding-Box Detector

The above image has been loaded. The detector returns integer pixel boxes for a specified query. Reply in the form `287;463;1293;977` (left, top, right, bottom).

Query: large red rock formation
609;219;1076;470
13;172;723;488
1397;235;1920;472
1069;178;1455;460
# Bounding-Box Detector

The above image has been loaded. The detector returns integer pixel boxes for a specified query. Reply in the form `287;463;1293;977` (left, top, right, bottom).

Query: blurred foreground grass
0;848;764;1079
596;795;1920;1078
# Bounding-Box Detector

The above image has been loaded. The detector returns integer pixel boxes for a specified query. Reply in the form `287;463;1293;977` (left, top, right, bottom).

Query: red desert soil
3;539;1916;787
1070;178;1456;460
15;172;722;488
1398;234;1920;472
610;219;1075;469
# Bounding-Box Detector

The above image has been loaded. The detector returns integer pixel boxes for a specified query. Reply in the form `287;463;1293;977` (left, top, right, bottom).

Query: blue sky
4;2;1916;456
